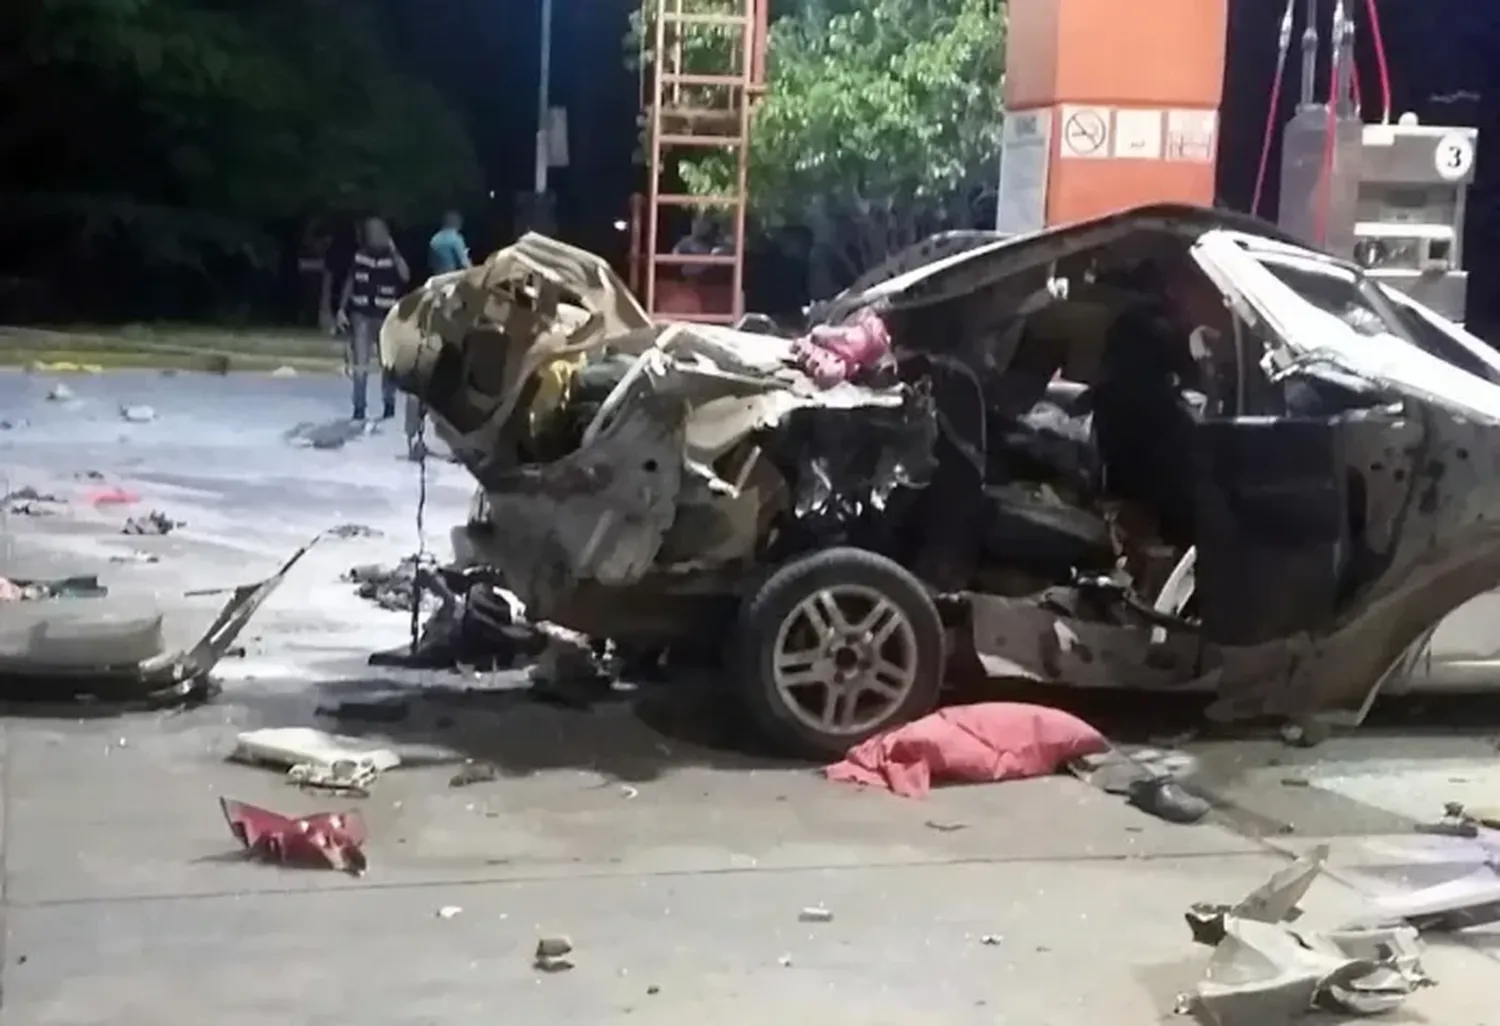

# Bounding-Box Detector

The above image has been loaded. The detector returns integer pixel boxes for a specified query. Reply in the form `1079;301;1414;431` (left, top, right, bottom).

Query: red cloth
792;310;891;387
824;702;1109;798
220;798;368;876
85;486;139;505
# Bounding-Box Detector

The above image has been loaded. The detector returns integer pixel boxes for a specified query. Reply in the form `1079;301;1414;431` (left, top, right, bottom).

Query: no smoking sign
1060;106;1110;159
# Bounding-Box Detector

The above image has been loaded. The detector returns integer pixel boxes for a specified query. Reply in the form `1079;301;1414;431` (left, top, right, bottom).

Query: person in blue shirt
428;211;472;275
401;211;472;461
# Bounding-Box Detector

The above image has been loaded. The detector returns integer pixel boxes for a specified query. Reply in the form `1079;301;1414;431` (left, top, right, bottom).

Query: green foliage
630;0;1006;281
2;0;482;284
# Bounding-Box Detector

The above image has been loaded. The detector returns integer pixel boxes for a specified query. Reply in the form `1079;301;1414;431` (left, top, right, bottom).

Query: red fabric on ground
220;798;368;876
824;702;1109;798
84;486;139;505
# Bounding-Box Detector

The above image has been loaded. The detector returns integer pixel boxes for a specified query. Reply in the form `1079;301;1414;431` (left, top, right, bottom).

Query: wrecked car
379;205;1500;758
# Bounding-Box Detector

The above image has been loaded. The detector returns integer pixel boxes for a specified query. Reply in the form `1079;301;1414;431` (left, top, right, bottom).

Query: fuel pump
1268;0;1477;322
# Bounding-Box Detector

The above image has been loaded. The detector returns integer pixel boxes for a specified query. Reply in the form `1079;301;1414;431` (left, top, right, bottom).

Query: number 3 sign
1435;132;1475;181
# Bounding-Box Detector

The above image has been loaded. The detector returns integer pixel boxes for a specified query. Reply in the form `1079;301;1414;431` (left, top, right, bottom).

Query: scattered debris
0;539;317;704
980;934;1002;946
0;417;27;430
232;727;401;796
1414;801;1479;838
5;486;65;517
286;759;380;796
528;623;614;701
109;550;161;565
777;955;793;967
328;523;381;540
122;510;182;536
45;382;73;401
220;798;368;876
924;820;969;833
436;906;463;919
1281;777;1312;789
4;486;62;504
365;567;552;672
824;702;1108;798
119;404;156;423
1179;845;1433;1025
345;559;432;614
534;936;575;973
449;761;501;788
286;419;367;450
798;906;834;923
317;699;410;723
0;574;108;602
1279;721;1330;749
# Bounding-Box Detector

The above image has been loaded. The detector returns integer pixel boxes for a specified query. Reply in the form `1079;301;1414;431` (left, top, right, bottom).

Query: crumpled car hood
379;233;918;615
379;232;657;472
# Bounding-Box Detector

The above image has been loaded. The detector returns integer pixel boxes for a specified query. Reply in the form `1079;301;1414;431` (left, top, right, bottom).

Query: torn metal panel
1194;918;1426;1025
965;593;1200;690
1186;847;1431;1026
455;368;685;617
1187;845;1329;946
0;538;317;701
1364;864;1500;933
378;233;654;472
1208;403;1500;722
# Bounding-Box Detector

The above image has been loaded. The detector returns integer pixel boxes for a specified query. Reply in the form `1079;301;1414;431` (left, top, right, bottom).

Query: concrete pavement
1;369;1498;1024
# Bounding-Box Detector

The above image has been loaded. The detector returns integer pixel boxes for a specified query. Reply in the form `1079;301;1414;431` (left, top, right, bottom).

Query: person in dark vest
334;216;410;421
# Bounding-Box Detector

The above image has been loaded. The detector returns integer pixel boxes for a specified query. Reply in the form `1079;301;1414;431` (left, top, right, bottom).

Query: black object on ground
123;511;181;536
1127;777;1211;825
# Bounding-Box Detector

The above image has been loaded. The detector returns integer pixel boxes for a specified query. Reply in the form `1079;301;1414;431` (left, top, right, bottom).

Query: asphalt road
1;369;1497;1024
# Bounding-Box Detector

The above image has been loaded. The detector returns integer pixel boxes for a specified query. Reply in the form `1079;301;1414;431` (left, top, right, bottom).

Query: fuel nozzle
1298;0;1319;109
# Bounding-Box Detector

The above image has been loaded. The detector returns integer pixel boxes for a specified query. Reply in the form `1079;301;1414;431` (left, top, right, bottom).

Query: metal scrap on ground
1182;845;1434;1025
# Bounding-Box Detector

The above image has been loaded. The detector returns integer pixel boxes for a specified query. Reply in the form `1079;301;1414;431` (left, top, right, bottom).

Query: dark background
3;0;1496;334
376;0;1500;337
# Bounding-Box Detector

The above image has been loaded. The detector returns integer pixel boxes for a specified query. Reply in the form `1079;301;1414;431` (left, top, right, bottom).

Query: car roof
821;204;1321;323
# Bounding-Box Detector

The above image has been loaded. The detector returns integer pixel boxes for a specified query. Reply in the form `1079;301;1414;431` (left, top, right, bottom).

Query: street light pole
534;0;554;195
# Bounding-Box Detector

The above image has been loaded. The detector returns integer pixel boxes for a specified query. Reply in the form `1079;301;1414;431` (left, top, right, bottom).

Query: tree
629;0;1006;290
0;0;483;318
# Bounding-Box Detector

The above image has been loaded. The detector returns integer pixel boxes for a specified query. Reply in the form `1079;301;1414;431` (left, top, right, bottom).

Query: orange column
998;0;1229;232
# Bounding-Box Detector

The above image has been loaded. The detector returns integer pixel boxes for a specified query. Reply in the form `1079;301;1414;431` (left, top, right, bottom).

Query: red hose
1251;58;1288;217
1362;0;1392;122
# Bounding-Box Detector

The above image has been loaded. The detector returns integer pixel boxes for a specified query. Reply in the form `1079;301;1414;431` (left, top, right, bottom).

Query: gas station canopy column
997;0;1229;234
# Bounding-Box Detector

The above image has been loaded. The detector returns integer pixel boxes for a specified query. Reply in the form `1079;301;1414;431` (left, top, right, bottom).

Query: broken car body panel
0;539;318;700
383;203;1500;729
383;237;916;619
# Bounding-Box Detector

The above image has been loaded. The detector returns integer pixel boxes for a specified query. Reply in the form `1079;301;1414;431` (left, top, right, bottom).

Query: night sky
378;0;1497;333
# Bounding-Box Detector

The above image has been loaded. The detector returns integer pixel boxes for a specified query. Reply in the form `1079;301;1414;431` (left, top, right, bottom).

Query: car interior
884;229;1401;647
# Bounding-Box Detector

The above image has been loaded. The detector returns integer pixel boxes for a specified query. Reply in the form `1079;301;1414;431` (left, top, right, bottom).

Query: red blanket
825;702;1108;798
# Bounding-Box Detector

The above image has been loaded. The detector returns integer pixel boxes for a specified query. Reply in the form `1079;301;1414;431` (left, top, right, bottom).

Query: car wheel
735;547;945;760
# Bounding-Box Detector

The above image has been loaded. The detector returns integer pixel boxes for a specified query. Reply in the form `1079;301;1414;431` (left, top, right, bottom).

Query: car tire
735;547;945;760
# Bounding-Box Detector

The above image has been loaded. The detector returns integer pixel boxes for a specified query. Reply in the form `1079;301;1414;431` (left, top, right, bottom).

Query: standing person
334;216;409;422
428;210;472;275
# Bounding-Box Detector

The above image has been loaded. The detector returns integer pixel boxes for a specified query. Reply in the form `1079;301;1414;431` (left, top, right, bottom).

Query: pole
534;0;553;195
